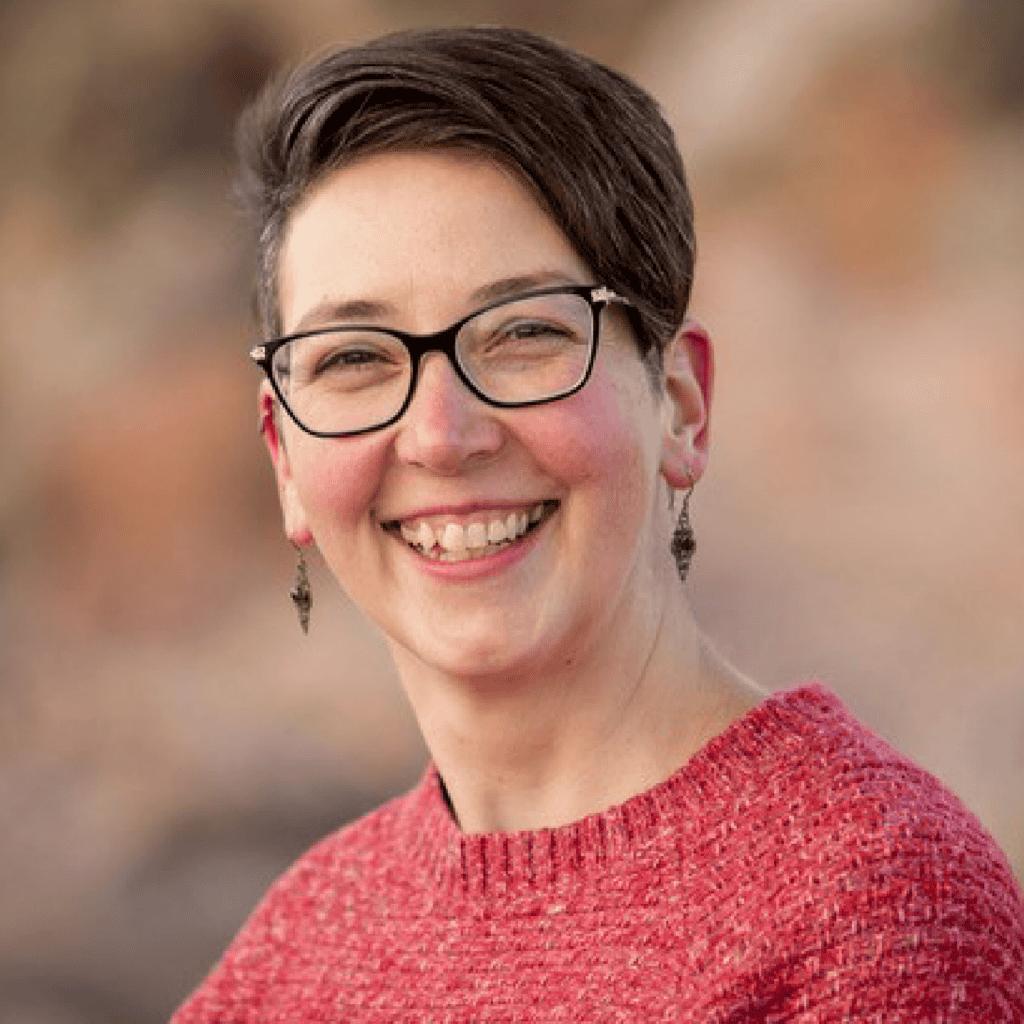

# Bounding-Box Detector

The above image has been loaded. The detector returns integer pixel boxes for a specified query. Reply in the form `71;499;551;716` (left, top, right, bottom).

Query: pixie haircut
236;26;696;363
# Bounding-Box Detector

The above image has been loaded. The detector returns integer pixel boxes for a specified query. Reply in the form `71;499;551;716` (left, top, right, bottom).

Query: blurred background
0;0;1021;1019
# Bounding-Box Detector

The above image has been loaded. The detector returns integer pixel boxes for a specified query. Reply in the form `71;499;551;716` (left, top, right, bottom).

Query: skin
262;149;766;833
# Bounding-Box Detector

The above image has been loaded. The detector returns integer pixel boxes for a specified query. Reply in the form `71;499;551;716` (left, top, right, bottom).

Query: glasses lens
457;291;594;404
272;329;412;435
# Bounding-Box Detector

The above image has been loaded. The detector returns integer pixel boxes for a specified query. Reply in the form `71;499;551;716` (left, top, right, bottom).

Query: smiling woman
171;26;1024;1023
266;150;692;690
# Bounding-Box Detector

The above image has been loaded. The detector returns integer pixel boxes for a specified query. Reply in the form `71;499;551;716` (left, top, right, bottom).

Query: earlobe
659;318;714;489
260;387;314;545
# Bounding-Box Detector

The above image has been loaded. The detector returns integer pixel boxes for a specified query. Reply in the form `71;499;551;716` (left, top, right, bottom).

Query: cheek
520;371;659;502
291;435;389;538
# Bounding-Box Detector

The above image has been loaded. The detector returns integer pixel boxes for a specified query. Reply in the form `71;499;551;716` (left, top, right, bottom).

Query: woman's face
265;150;708;682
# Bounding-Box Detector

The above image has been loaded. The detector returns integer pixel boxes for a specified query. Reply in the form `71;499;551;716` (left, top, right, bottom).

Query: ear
659;318;714;489
260;384;314;545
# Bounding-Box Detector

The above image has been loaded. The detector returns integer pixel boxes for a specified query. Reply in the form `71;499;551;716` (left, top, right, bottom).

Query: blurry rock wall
0;0;1021;1020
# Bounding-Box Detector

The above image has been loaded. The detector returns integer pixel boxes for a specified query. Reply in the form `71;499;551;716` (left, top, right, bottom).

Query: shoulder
746;684;1022;912
760;685;1013;875
736;684;1024;1016
169;777;431;1022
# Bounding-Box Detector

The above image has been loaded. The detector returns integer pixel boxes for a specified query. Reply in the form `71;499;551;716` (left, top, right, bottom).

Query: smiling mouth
384;500;559;562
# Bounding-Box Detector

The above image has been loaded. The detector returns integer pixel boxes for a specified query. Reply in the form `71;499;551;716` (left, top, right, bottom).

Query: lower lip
395;515;550;582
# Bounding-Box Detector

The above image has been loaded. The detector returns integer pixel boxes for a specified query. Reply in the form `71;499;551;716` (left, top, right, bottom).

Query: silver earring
670;474;697;583
290;544;312;634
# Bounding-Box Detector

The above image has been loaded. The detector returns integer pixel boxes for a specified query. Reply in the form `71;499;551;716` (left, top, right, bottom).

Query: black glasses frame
250;284;632;438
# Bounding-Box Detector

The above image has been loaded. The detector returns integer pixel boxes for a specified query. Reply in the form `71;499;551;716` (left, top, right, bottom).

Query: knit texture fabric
172;684;1024;1021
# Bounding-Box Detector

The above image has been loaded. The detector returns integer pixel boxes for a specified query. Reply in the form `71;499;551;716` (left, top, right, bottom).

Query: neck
390;573;765;834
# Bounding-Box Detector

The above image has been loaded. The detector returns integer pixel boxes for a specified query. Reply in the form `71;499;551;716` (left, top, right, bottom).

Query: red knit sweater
173;685;1024;1021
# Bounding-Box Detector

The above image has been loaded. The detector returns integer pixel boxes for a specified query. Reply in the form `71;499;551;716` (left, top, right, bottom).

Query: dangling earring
670;472;697;584
290;544;312;634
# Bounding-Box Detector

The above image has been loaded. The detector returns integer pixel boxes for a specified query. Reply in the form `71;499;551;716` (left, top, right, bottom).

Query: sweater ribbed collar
391;683;846;901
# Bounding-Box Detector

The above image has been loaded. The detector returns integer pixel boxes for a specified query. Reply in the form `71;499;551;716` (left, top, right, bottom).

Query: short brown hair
236;26;695;360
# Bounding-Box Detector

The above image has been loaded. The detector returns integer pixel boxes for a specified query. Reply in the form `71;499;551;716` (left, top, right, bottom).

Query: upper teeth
399;503;546;552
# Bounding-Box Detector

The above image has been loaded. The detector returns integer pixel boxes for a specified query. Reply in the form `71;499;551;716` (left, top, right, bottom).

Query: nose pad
392;352;504;471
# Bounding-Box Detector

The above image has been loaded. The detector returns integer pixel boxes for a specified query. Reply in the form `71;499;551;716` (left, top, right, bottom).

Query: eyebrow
293;297;391;334
289;270;585;335
469;270;582;305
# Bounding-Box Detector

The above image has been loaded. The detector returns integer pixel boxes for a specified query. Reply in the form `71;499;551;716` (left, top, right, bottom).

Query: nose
391;352;504;473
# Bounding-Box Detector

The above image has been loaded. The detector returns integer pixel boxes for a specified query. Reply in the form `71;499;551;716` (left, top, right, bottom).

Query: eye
316;345;395;373
287;331;409;390
502;319;573;341
483;318;580;353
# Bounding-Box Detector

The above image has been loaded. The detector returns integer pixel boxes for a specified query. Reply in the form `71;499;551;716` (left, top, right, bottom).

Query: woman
173;26;1024;1021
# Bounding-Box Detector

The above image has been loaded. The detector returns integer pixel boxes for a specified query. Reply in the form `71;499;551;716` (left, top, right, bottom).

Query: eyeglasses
250;284;633;438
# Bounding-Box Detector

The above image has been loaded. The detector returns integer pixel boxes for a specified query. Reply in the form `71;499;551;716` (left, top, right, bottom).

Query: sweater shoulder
753;685;1020;898
169;778;428;1022
253;777;429;925
776;687;997;841
725;686;1024;1013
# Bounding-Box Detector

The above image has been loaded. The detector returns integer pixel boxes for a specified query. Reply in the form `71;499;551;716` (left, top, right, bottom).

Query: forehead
277;150;592;332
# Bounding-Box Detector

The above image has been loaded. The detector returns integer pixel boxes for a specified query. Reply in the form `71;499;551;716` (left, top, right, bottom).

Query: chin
430;641;533;684
395;621;558;688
